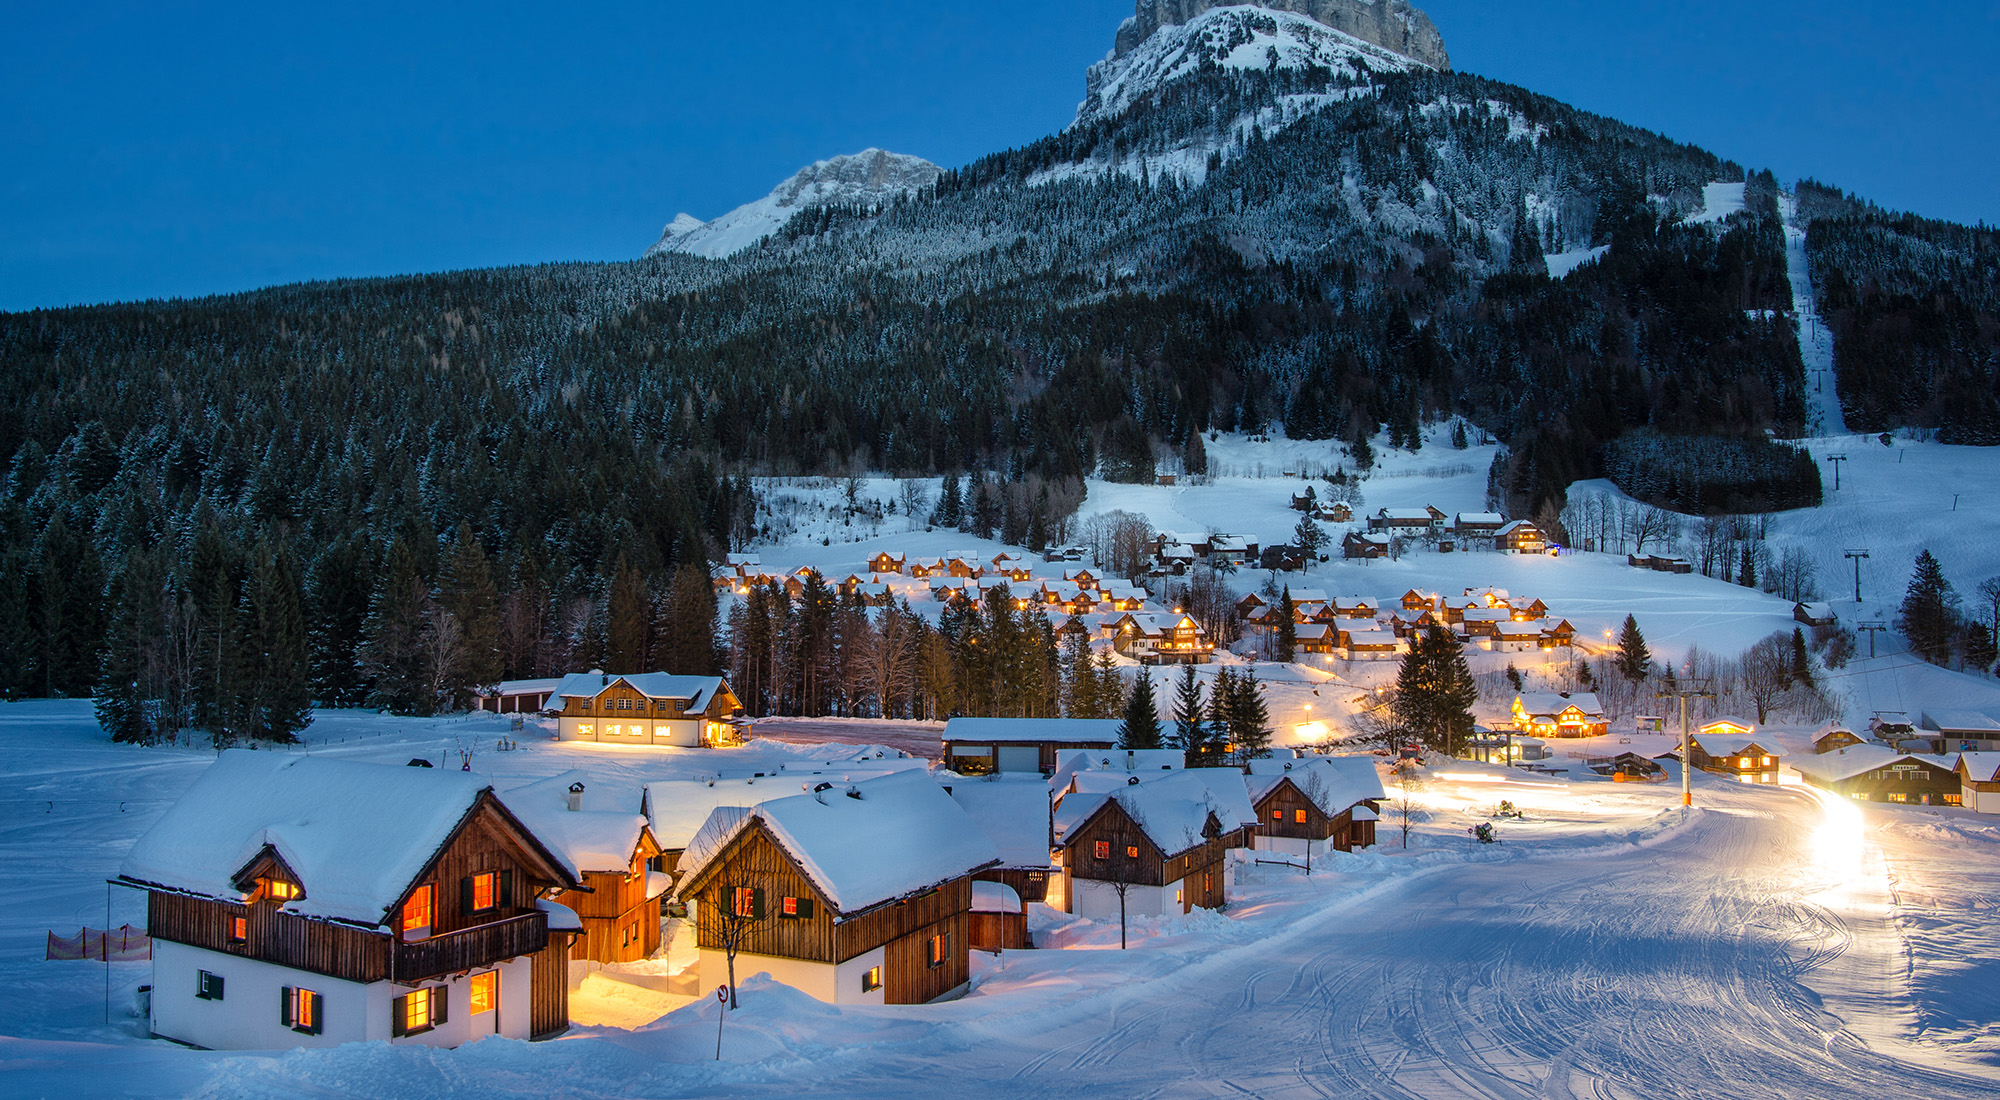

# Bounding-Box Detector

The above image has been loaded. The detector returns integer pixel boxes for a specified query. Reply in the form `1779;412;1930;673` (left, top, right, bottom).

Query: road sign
715;985;729;1003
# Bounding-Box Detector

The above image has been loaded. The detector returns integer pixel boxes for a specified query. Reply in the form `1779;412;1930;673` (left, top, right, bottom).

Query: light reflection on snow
1807;785;1867;885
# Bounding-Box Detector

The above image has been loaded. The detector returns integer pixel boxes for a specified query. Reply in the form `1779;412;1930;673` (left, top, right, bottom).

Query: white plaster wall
652;719;700;747
832;945;887;1006
700;947;836;1001
1069;878;1179;922
151;941;534;1050
1970;788;2000;814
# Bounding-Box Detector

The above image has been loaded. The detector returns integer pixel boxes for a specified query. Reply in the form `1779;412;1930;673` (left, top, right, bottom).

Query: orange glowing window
401;885;434;933
228;915;247;944
469;971;497;1014
1093;841;1110;859
286;987;320;1033
1125;845;1140;859
403;987;431;1032
263;879;299;900
1294;809;1308;824
1271;808;1284;821
471;872;497;912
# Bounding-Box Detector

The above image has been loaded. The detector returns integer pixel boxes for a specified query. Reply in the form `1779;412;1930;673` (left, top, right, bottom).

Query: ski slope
1781;189;1847;436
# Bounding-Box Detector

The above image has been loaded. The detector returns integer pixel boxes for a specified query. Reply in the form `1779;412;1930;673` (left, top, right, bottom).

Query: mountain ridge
646;148;941;260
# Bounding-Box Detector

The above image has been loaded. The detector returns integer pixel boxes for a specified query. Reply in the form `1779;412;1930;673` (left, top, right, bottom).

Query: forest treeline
0;61;1981;724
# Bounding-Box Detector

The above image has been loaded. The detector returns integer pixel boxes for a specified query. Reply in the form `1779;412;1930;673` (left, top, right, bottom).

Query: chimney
566;782;585;812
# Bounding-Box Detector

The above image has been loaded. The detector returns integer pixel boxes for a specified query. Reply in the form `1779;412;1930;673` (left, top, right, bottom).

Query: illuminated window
862;966;882;993
228;915;247;945
1125;845;1140;859
925;931;950;968
577;724;593;738
470;972;497;1014
401;885;434;936
779;895;816;919
1093;841;1110;860
1944;794;1964;806
1887;792;1908;804
1270;809;1283;821
1762;756;1774;766
259;877;299;901
1294;809;1308;824
284;987;321;1034
402;988;431;1034
732;887;762;919
470;872;497;912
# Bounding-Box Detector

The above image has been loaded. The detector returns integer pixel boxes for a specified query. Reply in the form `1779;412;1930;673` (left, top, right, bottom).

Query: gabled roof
1693;734;1777;758
645;774;899;850
1049;748;1183;793
1515;692;1604;718
944;717;1125;745
1958;752;2000;783
553;672;725;709
1243;758;1379;819
1922;710;2000;734
947;778;1056;870
677;772;998;914
501;771;653;876
1497;520;1540;535
120;752;576;926
1455;512;1505;524
1054;771;1245;858
1794;746;1952;783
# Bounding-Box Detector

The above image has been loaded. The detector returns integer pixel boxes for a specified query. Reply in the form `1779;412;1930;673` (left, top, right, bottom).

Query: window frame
227;914;247;946
1092;840;1110;860
283;986;322;1035
925;930;951;969
861;965;883;993
469;971;497;1015
196;969;224;1001
400;884;435;938
470;871;497;914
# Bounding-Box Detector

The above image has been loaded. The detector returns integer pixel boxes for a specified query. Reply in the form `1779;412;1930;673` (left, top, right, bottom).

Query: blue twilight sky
2;1;1995;312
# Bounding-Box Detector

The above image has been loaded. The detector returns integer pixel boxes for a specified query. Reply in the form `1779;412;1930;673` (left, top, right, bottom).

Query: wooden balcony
392;912;546;980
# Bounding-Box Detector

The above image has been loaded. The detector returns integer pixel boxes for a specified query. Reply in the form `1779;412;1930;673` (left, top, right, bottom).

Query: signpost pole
714;985;729;1060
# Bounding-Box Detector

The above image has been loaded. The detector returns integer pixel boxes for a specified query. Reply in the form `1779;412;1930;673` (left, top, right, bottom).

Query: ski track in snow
1781;190;1847;437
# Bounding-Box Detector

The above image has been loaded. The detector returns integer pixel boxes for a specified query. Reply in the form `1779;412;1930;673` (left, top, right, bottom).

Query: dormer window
258;877;300;901
400;884;434;939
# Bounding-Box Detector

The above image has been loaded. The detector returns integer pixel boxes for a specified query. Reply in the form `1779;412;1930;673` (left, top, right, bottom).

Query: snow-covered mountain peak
645;149;942;260
1113;1;1448;70
1076;4;1427;130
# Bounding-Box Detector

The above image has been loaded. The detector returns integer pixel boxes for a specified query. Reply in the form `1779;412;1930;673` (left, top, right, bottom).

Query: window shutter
460;876;475;917
212;973;224;1000
431;986;448;1026
391;995;408;1037
281;986;293;1027
310;994;324;1035
751;888;765;920
797;897;815;920
499;869;513;908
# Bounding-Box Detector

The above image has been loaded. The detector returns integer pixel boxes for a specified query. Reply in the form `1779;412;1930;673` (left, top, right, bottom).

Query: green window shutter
460;876;475;916
391;994;408;1037
499;869;513;909
798;897;815;920
281;986;293;1027
212;973;224;1000
310;992;324;1035
751;888;765;920
432;986;448;1026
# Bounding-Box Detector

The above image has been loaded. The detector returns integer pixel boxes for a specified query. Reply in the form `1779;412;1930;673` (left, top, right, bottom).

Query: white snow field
4;700;1999;1098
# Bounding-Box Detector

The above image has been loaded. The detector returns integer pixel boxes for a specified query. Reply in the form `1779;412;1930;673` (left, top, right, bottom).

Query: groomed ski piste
9;430;2000;1098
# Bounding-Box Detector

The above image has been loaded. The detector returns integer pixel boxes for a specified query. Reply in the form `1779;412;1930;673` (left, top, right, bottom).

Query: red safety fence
46;925;151;961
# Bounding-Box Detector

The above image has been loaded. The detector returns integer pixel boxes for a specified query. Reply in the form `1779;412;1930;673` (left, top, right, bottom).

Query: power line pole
1657;671;1716;809
1845;548;1870;603
1826;454;1847;490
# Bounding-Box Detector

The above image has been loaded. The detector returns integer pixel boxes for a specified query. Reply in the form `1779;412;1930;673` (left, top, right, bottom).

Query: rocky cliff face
1113;0;1449;71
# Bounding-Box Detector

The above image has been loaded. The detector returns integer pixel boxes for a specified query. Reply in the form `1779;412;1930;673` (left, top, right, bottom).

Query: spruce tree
96;549;160;743
358;537;431;715
1395;627;1478;756
247;544;311;742
438;525;502;704
1275;586;1298;662
1118;668;1162;749
1224;669;1273;762
1170;662;1204;749
1899;549;1957;666
660;562;720;675
1191;667;1231;768
1789;626;1814;686
1091;650;1123;719
1965;623;1998;676
1615;615;1651;681
604;555;651;672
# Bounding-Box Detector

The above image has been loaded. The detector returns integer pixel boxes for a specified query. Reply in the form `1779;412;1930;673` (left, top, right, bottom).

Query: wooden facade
529;935;572;1039
682;820;979;1004
1251;778;1369;852
976;867;1050;905
1060;799;1236;914
559;679;742;725
551;828;662;963
968;910;1030;952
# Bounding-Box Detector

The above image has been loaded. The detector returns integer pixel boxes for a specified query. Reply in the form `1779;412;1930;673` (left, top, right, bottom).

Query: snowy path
1781;191;1846;437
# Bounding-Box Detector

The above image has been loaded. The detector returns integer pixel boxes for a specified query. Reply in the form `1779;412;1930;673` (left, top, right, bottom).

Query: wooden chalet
945;779;1059;952
1453;512;1506;539
1794;601;1838;628
1542;619;1577;647
1495;520;1547;554
1688;719;1782;781
1369;506;1447;534
1343;532;1390;559
1110;612;1213;665
675;772;1000;1005
908;556;947;579
1797;747;1963;806
944;551;984;578
1954;754;2000;814
553;672;747;747
1244;758;1384;857
503;773;666;965
1293;623;1335;654
1511;692;1608;738
118;752;581;1051
867;552;907;575
940;717;1123;775
1053;771;1253;920
1811;725;1865;754
1400;589;1434;612
1315;501;1354;523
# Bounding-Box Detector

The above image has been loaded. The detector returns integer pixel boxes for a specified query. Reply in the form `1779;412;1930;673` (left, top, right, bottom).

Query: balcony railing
392;912;546;980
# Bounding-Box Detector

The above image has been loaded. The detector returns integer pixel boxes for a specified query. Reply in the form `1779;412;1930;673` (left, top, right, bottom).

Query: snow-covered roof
537;897;582;933
677;772;999;914
120;751;570;927
645;777;807;850
1516;692;1604;718
971;880;1022;914
1380;508;1434;521
944;717;1125;745
946;778;1055;870
1797;601;1835;618
1497;520;1539;536
1922;710;2000;734
1243;759;1378;818
1495;620;1543;637
1055;771;1248;858
1700;716;1755;734
480;677;564;698
1049;748;1182;791
1958;753;2000;782
1287;588;1328;603
1333;617;1379;632
1461;609;1512;622
1793;746;1951;783
500;772;650;876
1295;623;1332;641
552;672;725;709
1694;735;1776;758
1346;629;1398;646
1456;512;1504;525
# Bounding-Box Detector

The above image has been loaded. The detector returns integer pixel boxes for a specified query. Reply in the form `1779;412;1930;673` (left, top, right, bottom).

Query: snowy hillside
645;148;941;259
